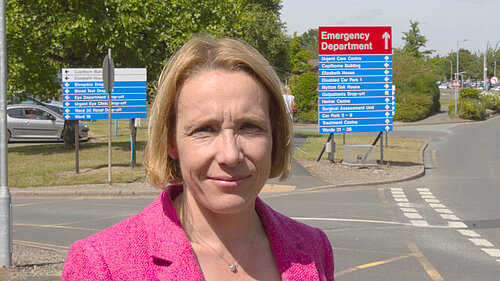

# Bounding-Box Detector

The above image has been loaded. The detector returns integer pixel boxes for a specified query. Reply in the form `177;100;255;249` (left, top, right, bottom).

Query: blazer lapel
256;198;320;281
143;186;205;281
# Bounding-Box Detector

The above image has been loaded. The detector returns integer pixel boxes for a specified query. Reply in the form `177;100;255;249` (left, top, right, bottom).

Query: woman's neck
173;188;261;247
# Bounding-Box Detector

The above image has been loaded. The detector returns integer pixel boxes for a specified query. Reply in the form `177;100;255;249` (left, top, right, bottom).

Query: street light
455;39;467;118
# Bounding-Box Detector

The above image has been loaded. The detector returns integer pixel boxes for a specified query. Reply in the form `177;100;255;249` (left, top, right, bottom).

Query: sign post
318;26;393;162
103;49;115;185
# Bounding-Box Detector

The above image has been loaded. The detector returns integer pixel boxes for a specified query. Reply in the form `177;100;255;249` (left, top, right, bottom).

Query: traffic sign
452;79;461;87
62;68;147;120
318;26;393;133
490;76;498;85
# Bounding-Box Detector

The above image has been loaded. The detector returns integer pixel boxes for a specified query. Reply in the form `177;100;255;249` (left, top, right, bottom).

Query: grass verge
8;119;148;188
294;130;425;165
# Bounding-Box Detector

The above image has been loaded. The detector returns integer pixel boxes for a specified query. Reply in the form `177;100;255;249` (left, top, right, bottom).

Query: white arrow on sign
65;102;70;106
385;125;390;131
385;119;390;124
384;69;389;75
65;82;69;87
384;62;389;68
385;105;390;110
382;32;391;49
384;77;390;82
385;90;390;95
65;95;70;100
385;97;390;103
65;89;70;93
385;55;389;61
385;111;390;117
65;115;70;119
384;84;389;89
65;109;70;113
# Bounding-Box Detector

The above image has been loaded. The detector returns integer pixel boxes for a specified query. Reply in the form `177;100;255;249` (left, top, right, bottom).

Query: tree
6;0;290;102
402;20;433;58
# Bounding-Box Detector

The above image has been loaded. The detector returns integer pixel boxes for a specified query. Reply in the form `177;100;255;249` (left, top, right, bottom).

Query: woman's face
173;70;273;215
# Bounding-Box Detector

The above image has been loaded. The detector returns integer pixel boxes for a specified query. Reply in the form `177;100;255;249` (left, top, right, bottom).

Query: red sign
490;76;498;85
452;79;461;87
319;26;392;55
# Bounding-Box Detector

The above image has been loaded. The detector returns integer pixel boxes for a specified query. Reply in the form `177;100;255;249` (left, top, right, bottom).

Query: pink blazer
62;185;334;280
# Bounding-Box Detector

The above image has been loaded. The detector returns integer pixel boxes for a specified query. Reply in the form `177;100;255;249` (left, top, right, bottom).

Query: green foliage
393;49;440;121
296;108;318;123
290;72;318;114
456;99;485;120
401;20;433;58
6;0;290;101
481;95;500;111
394;93;434;122
459;88;480;100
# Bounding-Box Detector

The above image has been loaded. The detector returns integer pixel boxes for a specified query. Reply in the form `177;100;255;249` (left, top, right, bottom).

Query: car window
23;108;51;120
7;108;23;118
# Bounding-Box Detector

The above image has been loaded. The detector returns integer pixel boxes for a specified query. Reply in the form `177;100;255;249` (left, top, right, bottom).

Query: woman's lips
208;175;251;187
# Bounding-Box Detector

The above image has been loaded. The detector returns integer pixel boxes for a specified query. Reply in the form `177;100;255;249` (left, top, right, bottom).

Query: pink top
62;185;334;280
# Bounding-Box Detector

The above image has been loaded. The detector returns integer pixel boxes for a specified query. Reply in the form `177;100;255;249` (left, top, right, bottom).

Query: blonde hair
144;36;292;188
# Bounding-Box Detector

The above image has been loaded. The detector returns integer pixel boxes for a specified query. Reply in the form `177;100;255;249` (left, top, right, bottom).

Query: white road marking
419;191;433;195
398;203;413;207
457;229;480;237
469;239;493;247
435;208;453;214
416;188;429;192
425;198;440;203
448;221;467;228
404;213;423;219
481;248;500;258
401;208;418;213
392;194;408;198
429;203;446;208
441;214;460;221
395;198;409;202
391;188;403;191
421;195;436;199
411;220;429;227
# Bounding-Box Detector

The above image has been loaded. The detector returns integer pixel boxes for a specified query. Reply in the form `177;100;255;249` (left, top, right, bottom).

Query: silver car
6;104;89;142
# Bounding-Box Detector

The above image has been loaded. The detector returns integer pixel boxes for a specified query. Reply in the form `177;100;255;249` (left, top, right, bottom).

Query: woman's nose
215;131;243;167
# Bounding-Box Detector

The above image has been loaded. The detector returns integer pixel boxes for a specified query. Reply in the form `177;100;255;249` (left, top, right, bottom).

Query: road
11;116;500;280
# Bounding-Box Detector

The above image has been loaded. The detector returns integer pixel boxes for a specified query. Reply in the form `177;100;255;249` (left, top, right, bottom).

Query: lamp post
449;60;453;82
455;39;467;117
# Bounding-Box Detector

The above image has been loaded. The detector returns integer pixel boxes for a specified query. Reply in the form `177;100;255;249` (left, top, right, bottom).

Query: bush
459;88;480;100
480;94;500;111
449;99;485;120
290;72;318;113
296;108;318;123
393;50;441;122
394;93;433;122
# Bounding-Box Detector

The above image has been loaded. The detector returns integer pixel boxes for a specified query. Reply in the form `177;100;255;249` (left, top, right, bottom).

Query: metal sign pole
0;0;12;266
103;49;115;185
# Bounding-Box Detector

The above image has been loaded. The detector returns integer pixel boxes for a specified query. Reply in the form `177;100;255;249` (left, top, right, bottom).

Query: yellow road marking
13;198;82;207
14;239;69;250
261;184;295;193
335;254;413;277
407;241;444;281
14;223;99;231
432;149;437;166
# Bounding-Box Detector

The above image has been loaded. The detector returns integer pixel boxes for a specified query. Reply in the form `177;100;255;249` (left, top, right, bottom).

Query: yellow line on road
334;254;413;277
407;241;444;281
14;223;99;231
14;239;69;250
13;198;82;207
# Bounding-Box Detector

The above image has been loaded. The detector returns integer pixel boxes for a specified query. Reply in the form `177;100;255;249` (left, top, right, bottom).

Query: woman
62;36;334;280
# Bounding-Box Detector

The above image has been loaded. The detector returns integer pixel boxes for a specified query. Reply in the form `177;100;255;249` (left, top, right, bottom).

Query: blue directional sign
61;68;147;120
318;26;393;133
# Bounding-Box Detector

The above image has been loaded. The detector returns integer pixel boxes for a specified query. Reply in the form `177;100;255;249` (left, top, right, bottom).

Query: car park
6;104;89;142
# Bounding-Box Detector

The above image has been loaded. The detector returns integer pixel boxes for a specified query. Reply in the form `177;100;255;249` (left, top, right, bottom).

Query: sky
280;0;500;56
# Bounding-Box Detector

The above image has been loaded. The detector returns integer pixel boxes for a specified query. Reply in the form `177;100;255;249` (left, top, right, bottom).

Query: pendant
229;264;237;272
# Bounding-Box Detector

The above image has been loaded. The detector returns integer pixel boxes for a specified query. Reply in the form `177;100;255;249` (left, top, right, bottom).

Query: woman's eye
240;123;262;132
192;126;214;135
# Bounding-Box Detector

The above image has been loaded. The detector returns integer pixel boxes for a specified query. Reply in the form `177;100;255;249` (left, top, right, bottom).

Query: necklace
190;220;259;273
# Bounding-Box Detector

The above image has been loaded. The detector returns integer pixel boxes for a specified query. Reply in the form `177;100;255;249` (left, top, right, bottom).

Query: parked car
6;104;89;142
